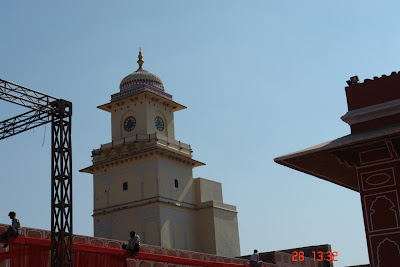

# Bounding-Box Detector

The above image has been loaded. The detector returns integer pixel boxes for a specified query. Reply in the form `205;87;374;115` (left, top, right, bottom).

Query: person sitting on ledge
122;231;140;257
250;249;262;267
0;211;21;248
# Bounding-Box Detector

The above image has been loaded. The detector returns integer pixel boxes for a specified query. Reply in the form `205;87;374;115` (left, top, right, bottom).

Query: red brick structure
0;224;251;267
0;224;332;267
275;72;400;267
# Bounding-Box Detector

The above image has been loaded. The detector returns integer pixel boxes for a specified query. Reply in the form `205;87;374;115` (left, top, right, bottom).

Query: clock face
124;116;136;132
155;116;164;131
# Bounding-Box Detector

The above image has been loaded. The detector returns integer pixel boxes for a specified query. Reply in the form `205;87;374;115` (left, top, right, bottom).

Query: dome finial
137;47;144;69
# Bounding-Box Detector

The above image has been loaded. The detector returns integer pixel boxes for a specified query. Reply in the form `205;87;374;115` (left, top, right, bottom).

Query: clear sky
1;1;399;266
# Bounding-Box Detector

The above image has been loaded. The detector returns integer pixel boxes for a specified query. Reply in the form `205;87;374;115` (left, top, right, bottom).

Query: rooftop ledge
93;198;237;216
197;200;237;212
96;133;192;156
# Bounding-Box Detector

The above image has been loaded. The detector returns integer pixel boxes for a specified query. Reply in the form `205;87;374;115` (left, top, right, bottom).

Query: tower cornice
97;88;186;113
79;145;205;174
92;197;237;217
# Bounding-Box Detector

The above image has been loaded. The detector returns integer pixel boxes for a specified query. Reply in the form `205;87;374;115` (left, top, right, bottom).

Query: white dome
119;50;164;91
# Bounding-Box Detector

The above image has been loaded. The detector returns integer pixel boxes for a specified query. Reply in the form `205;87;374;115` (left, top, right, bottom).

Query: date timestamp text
292;251;338;262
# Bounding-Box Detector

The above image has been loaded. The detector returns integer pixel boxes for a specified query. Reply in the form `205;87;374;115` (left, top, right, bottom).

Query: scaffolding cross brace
0;78;73;267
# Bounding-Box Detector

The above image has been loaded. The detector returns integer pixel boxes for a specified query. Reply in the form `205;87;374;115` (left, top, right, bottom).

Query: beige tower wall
94;203;161;246
213;207;241;257
111;101;147;141
111;98;175;141
159;203;197;251
196;207;217;255
93;156;159;211
91;156;241;257
195;205;240;258
194;178;223;204
194;178;240;258
158;157;195;205
147;102;175;139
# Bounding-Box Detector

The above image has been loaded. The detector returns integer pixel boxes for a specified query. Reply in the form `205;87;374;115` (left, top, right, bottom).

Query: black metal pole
51;100;73;266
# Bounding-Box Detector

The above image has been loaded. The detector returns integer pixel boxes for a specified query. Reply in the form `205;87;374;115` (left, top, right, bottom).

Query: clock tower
80;50;241;257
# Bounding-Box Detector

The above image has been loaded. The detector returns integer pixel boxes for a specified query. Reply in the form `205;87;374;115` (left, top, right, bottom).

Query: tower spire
137;47;144;69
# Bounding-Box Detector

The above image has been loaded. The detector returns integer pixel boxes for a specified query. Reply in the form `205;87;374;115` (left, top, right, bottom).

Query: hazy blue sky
2;1;400;266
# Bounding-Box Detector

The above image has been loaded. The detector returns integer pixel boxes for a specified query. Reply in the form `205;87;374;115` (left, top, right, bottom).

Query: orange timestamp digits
292;251;338;262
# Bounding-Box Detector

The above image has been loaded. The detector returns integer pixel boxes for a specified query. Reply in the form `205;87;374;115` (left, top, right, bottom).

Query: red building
275;72;400;267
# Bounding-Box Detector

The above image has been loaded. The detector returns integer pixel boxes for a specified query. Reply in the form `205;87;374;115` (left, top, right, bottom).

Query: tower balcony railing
98;133;192;156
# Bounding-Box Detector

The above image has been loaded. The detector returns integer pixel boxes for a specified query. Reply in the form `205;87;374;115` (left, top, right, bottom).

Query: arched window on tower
174;179;179;188
123;182;128;191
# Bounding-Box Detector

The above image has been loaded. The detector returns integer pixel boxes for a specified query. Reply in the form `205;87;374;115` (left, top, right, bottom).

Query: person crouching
122;231;140;257
0;211;21;248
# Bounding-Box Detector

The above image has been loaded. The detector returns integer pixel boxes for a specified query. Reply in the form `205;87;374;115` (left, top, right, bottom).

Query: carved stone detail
387;138;400;159
332;150;359;167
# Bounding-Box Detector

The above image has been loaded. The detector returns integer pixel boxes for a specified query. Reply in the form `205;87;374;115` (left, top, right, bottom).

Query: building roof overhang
80;146;205;174
97;89;186;113
274;124;400;192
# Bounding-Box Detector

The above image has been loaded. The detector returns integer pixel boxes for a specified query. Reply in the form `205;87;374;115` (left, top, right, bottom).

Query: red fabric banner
0;236;249;267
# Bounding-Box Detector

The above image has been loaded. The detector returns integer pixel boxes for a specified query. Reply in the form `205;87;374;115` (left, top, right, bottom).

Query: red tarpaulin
0;236;250;267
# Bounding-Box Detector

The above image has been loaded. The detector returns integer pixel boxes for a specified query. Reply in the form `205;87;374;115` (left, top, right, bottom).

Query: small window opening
123;182;128;191
174;179;179;188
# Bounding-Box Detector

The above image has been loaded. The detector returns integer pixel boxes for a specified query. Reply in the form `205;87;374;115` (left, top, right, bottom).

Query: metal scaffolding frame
0;78;73;266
